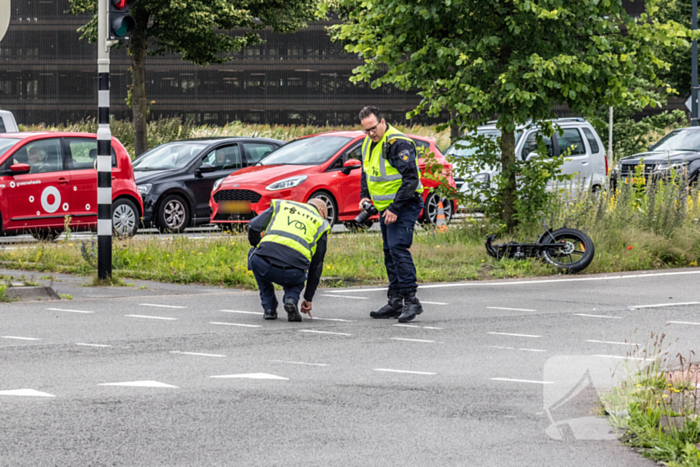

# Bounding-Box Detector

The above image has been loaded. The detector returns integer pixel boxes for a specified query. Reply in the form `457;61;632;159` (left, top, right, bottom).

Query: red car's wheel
308;191;337;227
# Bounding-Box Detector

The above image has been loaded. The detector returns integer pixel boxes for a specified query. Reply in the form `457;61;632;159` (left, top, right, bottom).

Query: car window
344;144;362;162
520;132;554;160
649;129;700;152
582;128;600;154
556;129;586;156
11;139;63;174
413;140;433;159
260;136;352;165
65;138;117;170
133;142;207;171
0;138;21;170
202;144;241;170
0;119;6;133
244;143;277;164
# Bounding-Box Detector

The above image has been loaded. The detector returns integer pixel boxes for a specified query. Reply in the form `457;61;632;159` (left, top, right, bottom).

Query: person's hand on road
301;300;313;318
383;209;397;225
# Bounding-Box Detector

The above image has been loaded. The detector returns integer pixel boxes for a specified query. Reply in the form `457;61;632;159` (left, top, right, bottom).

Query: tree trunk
499;129;517;232
130;17;148;157
450;110;460;141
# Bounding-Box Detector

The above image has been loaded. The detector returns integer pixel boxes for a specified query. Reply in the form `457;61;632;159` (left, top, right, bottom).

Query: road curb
5;286;61;302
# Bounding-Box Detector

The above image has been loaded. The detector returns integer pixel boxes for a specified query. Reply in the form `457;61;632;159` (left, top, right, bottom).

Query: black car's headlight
137;183;152;195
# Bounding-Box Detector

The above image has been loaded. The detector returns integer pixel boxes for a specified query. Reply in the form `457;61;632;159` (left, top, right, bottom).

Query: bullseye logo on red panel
40;186;61;213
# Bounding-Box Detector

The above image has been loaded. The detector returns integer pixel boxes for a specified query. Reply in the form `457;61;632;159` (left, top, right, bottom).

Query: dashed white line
492;378;554;385
125;314;178;321
574;313;622;319
270;360;329;367
490;345;516;350
629;301;700;309
390;338;435;343
667;320;700;326
374;369;436;375
320;294;369;300
220;310;263;315
139;303;186;309
210;322;262;328
299;330;352;336
313;317;356;322
421;301;448;305
519;348;547;353
487;306;537;312
76;343;112;348
585;339;637;346
170;351;226;358
394;324;421;328
46;307;95;314
487;332;541;338
2;336;41;341
423;326;444;330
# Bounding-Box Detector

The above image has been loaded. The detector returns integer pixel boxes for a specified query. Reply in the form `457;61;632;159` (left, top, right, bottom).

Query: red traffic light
112;0;129;9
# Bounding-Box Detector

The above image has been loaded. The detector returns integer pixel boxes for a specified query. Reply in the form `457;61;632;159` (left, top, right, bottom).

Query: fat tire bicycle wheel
538;228;595;273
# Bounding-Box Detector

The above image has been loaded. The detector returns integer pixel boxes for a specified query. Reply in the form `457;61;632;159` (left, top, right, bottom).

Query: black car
134;137;284;232
611;127;700;189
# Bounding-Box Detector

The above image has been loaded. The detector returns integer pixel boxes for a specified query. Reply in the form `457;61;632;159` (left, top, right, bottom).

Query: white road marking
210;373;288;380
490;345;516;350
220;310;263;315
46;307;95;314
76;343;112;348
390;338;435;343
492;378;554;385
423;326;444;330
574;313;622;319
125;314;177;321
170;351;226;358
487;332;541;338
99;380;178;388
592;355;656;362
374;369;436;375
320;294;369;300
313;317;356;322
629;301;700;309
210;322;262;328
585;339;637;346
270;360;329;367
667;320;700;326
0;389;56;397
519;348;547;353
299;330;352;336
487;306;536;312
394;324;421;328
421;301;448;305
139;303;186;309
2;336;40;341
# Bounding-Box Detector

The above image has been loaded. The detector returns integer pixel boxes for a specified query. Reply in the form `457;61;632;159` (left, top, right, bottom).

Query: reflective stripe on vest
259;200;330;263
362;126;422;211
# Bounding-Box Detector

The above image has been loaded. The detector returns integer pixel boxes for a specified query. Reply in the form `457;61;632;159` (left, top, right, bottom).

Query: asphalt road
1;268;699;466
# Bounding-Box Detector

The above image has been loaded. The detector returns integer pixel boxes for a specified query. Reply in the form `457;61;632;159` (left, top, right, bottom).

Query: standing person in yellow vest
358;106;424;323
247;199;331;322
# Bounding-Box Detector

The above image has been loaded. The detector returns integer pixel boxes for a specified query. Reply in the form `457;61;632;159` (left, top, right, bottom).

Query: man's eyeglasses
363;121;382;134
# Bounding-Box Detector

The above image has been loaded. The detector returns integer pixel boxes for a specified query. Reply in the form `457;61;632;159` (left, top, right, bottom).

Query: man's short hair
359;106;383;123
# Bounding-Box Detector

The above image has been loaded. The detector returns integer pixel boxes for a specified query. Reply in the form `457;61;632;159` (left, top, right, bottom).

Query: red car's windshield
0;138;21;160
260;136;352;166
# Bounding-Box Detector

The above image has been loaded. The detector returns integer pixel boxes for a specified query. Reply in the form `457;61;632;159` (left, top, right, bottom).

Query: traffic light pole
97;0;114;279
692;0;698;127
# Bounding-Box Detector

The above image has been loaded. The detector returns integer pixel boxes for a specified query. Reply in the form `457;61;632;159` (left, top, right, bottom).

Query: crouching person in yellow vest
247;199;331;321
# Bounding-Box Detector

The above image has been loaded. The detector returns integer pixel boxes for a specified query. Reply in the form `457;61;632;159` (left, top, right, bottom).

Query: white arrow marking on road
628;301;700;309
46;308;95;314
210;373;289;380
139;303;186;309
487;332;541;338
487;306;536;312
390;338;435;343
320;294;369;300
492;378;554;385
299;330;352;336
585;340;637;346
574;313;622;319
270;360;329;367
170;351;226;358
220;310;263;315
667;320;700;326
2;336;40;341
125;314;178;321
210;322;262;328
99;381;178;388
374;369;436;375
76;343;113;348
0;389;56;397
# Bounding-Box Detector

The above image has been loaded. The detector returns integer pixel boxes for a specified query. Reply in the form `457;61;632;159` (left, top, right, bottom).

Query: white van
447;117;608;196
0;110;18;133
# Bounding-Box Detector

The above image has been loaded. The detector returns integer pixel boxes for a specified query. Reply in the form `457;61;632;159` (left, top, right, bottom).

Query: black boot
284;298;302;322
398;290;423;323
370;290;403;319
263;309;277;320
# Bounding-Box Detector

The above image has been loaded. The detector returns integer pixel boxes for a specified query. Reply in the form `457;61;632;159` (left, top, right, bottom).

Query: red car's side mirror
10;163;31;175
341;159;361;175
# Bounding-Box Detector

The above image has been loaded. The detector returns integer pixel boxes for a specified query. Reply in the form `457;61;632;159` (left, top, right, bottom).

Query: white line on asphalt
125;314;178;321
519;348;547;353
220;310;263;315
76;343;112;348
422;301;448;305
585;340;638;346
394;324;421;328
139;303;186;309
170;351;226;358
374;369;436;375
210;322;262;328
46;307;95;314
270;360;329;367
487;332;541;338
1;336;40;341
492;378;554;385
320;294;369;300
487;306;537;312
667;320;700;326
490;345;516;350
313;317;356;322
321;269;700;293
299;330;352;336
629;301;700;309
592;355;655;362
423;326;444;330
574;313;622;319
390;338;436;343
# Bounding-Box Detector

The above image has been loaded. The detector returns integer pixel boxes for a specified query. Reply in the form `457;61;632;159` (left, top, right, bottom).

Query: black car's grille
620;163;656;177
214;189;262;203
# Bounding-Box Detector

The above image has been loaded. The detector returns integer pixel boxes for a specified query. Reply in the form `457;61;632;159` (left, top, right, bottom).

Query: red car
209;131;456;228
0;132;143;240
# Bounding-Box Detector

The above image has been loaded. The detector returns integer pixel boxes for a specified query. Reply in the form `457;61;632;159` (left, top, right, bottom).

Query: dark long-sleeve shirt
248;207;327;301
361;134;421;215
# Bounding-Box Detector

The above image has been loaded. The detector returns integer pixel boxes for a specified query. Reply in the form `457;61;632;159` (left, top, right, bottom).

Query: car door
242;141;280;166
64;137;101;229
554;128;588;189
335;142;363;217
5;138;72;229
190;144;242;220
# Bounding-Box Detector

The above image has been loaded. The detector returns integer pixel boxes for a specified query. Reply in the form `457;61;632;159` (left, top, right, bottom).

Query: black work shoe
284;298;302;322
263;309;277;320
370;291;403;319
398;291;423;323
